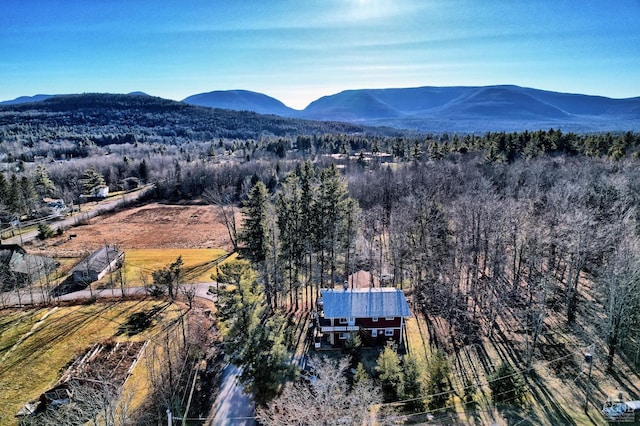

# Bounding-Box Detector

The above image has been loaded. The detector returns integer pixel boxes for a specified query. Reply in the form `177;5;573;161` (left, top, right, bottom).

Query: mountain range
3;85;640;132
182;85;640;132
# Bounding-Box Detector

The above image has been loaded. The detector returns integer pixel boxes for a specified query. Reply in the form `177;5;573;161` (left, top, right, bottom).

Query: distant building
71;245;124;285
43;198;67;217
80;185;109;201
94;185;109;198
315;287;411;348
122;177;140;190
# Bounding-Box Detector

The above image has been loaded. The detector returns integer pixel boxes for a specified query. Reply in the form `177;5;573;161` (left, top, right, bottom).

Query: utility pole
16;219;24;246
584;344;594;414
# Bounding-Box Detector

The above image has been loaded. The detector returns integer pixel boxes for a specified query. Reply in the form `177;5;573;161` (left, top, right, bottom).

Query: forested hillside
0;93;377;151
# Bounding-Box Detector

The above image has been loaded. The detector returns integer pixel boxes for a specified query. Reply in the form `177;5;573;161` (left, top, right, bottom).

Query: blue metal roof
320;288;411;319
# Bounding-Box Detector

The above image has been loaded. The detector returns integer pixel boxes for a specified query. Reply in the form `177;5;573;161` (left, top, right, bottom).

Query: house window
372;329;378;337
372;317;378;322
339;318;348;324
339;333;349;340
385;329;394;337
385;317;394;321
82;270;90;278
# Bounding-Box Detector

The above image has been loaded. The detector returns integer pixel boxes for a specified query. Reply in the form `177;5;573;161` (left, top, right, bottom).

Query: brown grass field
0;300;187;425
37;202;236;255
28;203;237;287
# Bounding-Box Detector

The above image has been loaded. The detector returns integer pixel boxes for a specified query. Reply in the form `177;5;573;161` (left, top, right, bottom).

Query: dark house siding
356;317;402;328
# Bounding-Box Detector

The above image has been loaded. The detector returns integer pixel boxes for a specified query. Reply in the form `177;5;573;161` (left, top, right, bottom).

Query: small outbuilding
71;245;124;285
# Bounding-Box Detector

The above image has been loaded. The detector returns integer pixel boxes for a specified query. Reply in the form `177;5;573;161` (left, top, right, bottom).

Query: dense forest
2;95;640;422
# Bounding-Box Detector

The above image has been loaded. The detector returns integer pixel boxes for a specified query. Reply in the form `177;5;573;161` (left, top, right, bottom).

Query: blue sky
1;0;639;109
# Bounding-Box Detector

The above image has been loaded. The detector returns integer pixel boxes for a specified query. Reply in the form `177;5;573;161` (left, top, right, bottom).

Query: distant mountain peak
297;85;640;132
0;94;53;105
182;89;298;116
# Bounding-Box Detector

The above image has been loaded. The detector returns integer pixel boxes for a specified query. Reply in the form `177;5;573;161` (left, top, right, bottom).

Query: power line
376;348;579;407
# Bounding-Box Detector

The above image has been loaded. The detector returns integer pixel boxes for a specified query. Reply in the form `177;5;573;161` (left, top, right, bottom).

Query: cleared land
0;300;185;425
38;202;235;255
0;203;229;424
27;203;236;288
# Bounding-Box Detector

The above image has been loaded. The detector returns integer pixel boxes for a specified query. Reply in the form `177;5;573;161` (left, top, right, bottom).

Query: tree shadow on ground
525;369;578;425
115;304;167;336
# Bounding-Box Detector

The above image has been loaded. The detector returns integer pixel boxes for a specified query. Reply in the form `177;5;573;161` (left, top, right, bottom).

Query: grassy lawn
113;248;231;287
0;300;184;425
405;315;430;367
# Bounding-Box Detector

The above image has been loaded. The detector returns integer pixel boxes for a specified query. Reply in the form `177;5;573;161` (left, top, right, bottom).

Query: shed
71;245;124;285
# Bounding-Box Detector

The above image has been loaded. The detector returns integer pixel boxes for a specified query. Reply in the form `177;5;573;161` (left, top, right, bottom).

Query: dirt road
1;185;155;246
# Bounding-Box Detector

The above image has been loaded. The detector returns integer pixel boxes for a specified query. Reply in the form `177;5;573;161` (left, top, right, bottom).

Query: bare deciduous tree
597;236;640;370
256;356;381;426
203;189;238;252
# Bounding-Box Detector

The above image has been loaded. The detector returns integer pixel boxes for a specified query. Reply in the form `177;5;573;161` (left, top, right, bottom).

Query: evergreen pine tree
240;181;270;263
33;165;56;197
275;174;304;309
214;260;288;404
80;168;106;194
375;342;403;402
488;362;526;405
425;349;451;409
7;174;25;215
402;355;425;411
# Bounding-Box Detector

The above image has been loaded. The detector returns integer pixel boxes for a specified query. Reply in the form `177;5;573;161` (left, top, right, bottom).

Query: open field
34;202;236;255
0;300;187;425
111;248;232;287
21;203;237;288
0;202;228;423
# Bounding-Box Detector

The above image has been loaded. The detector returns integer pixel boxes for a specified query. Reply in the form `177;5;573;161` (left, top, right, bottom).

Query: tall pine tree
240;181;270;263
275;174;304;309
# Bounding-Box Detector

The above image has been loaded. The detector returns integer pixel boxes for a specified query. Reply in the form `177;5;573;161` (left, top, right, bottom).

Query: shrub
488;362;527;405
426;349;451;410
37;223;55;240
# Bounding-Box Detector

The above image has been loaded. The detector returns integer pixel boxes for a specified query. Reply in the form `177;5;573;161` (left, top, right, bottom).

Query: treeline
300;129;640;161
5;127;639;195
